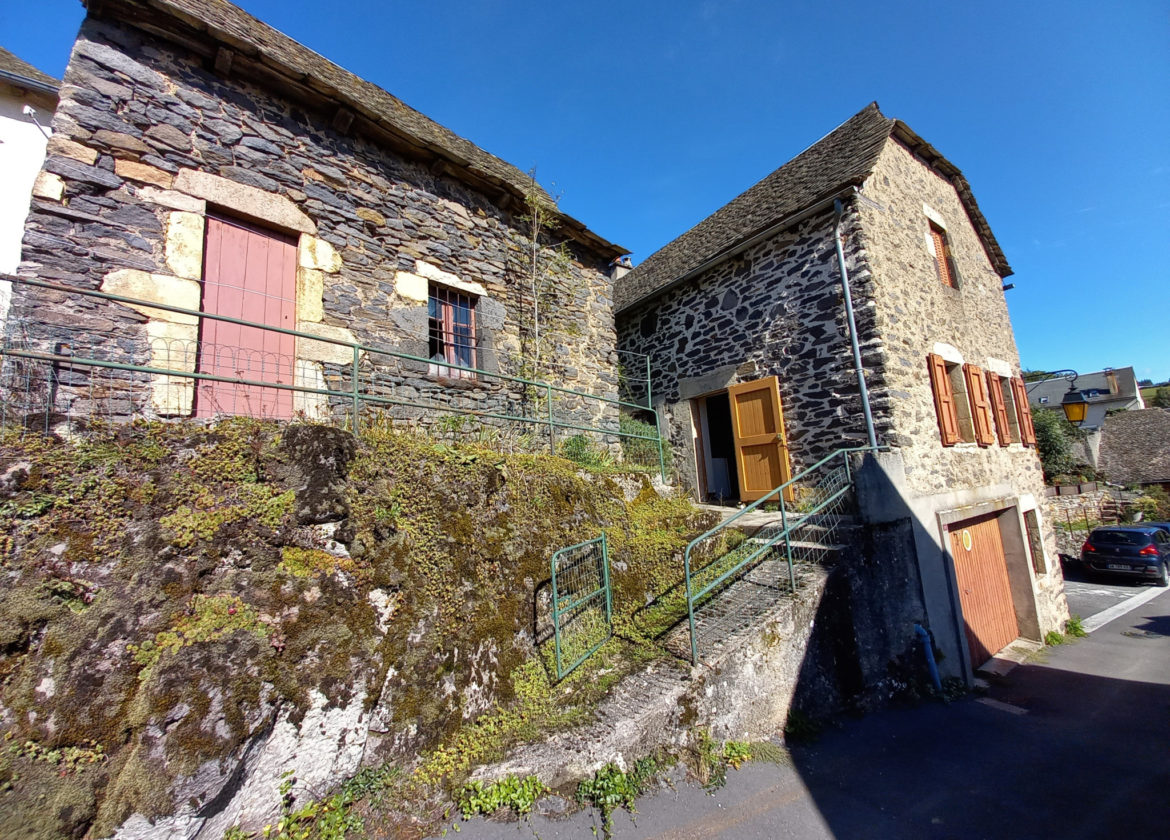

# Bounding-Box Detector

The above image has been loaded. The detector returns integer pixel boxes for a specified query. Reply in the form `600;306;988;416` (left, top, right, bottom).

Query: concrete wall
10;18;618;434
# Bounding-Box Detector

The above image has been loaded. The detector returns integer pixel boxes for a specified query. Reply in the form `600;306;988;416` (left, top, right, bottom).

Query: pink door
196;215;298;418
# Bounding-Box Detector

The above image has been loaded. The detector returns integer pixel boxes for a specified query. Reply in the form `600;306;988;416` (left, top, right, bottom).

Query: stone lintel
136;186;206;214
678;364;739;401
174;169;316;234
414;260;486;297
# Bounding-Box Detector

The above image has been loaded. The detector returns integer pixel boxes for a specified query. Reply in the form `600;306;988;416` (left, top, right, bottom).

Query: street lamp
1026;370;1088;426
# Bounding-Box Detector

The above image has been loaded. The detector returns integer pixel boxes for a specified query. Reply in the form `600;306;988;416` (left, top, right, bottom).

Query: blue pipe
915;624;943;694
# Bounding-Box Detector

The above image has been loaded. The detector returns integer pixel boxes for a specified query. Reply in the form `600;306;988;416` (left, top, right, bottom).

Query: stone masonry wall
855;137;1067;634
616;206;889;491
10;17;618;437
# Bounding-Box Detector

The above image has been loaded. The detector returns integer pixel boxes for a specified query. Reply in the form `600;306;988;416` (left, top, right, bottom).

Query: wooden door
728;376;792;503
948;512;1019;666
196;215;298;418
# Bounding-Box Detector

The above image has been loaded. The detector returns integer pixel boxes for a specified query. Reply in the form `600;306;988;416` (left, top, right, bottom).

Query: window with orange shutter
1011;376;1037;446
986;371;1014;445
964;364;996;446
929;222;958;288
928;353;961;446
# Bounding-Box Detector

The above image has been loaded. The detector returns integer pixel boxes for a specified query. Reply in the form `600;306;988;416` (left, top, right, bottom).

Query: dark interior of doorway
703;392;739;504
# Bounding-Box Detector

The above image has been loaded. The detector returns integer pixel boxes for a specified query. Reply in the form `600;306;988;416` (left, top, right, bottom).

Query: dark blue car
1081;526;1170;587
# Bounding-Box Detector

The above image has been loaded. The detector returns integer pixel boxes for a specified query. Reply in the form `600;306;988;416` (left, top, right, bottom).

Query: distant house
1098;408;1170;493
616;103;1068;675
7;0;624;432
1027;366;1145;432
0;47;58;322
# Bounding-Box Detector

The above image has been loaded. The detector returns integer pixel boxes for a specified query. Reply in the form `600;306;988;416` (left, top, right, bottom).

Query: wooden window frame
428;283;477;379
929;222;958;289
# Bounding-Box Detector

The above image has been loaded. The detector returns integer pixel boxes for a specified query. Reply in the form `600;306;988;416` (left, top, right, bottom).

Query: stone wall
616;206;887;490
10;17;618;437
854;137;1068;654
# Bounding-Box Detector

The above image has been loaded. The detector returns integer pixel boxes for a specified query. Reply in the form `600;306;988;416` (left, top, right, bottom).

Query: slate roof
1098;408;1170;486
0;46;60;94
86;0;624;258
1027;367;1141;408
615;102;1012;312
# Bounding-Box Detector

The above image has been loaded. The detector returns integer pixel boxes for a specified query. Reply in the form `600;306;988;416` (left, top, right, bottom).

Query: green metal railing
681;446;878;664
549;534;612;679
0;277;666;478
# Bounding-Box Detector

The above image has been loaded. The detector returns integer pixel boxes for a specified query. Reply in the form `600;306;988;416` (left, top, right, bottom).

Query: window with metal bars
428;284;476;379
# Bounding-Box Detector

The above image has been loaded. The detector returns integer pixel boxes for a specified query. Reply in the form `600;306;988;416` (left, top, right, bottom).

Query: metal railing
0;277;665;478
549;534;612;679
679;447;877;663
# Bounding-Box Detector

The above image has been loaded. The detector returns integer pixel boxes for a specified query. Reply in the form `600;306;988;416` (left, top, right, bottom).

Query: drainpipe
833;197;878;451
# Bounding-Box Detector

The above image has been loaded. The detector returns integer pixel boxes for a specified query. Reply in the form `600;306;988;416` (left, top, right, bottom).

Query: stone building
0;47;58;324
7;0;624;434
616;103;1068;676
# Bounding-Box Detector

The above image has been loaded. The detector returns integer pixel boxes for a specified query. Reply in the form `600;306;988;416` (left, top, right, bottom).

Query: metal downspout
833;198;878;450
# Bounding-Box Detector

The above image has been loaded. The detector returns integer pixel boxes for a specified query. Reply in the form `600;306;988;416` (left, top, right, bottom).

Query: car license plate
1107;563;1131;571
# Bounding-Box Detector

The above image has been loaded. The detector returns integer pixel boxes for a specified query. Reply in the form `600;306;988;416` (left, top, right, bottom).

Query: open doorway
694;391;739;503
691;375;793;505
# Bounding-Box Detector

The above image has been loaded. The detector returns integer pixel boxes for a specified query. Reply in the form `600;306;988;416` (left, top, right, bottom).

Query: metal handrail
681;445;881;663
1;276;667;477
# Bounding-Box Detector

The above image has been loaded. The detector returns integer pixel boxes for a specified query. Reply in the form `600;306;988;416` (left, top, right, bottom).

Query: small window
1038;396;1049;405
1024;509;1046;575
947;362;975;443
428;284;477;378
929;222;958;288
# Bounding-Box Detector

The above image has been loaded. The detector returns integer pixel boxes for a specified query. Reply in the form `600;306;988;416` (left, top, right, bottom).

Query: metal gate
549;534;612;679
948;512;1019;665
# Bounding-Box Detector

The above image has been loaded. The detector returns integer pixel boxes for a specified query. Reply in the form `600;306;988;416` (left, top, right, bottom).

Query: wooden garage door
948;512;1019;666
196;215;298;418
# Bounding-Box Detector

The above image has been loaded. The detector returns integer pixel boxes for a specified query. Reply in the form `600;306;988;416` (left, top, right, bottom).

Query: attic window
428;284;477;379
929;222;958;289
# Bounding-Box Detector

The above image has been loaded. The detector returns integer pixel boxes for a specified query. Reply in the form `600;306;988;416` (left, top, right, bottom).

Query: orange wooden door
728;376;793;503
948;513;1019;665
197;215;298;418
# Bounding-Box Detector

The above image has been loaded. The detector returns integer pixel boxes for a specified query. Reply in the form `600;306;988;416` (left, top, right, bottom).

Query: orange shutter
1011;376;1037;446
930;226;956;288
965;364;996;446
928;354;961;446
986;371;1012;445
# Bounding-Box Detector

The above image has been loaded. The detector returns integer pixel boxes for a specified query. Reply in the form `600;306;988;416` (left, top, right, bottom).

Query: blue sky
4;0;1168;383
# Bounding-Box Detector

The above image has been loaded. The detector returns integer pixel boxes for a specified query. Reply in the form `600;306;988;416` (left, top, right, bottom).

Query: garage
948;511;1020;665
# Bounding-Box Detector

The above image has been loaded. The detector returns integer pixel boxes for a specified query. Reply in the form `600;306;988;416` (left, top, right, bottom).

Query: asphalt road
1061;558;1166;622
442;586;1170;840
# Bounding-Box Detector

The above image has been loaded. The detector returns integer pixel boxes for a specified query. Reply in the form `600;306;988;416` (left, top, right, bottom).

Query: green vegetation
457;774;549;818
1065;614;1088;638
1130;486;1170;521
576;756;663;837
1032;408;1094;483
1044;630;1066;646
0;417;722;840
690;729;753;791
783;709;822;743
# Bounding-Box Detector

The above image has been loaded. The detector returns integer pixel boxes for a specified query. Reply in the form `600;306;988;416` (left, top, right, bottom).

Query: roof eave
890;120;1012;278
81;0;626;260
616;181;862;315
0;68;60;97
